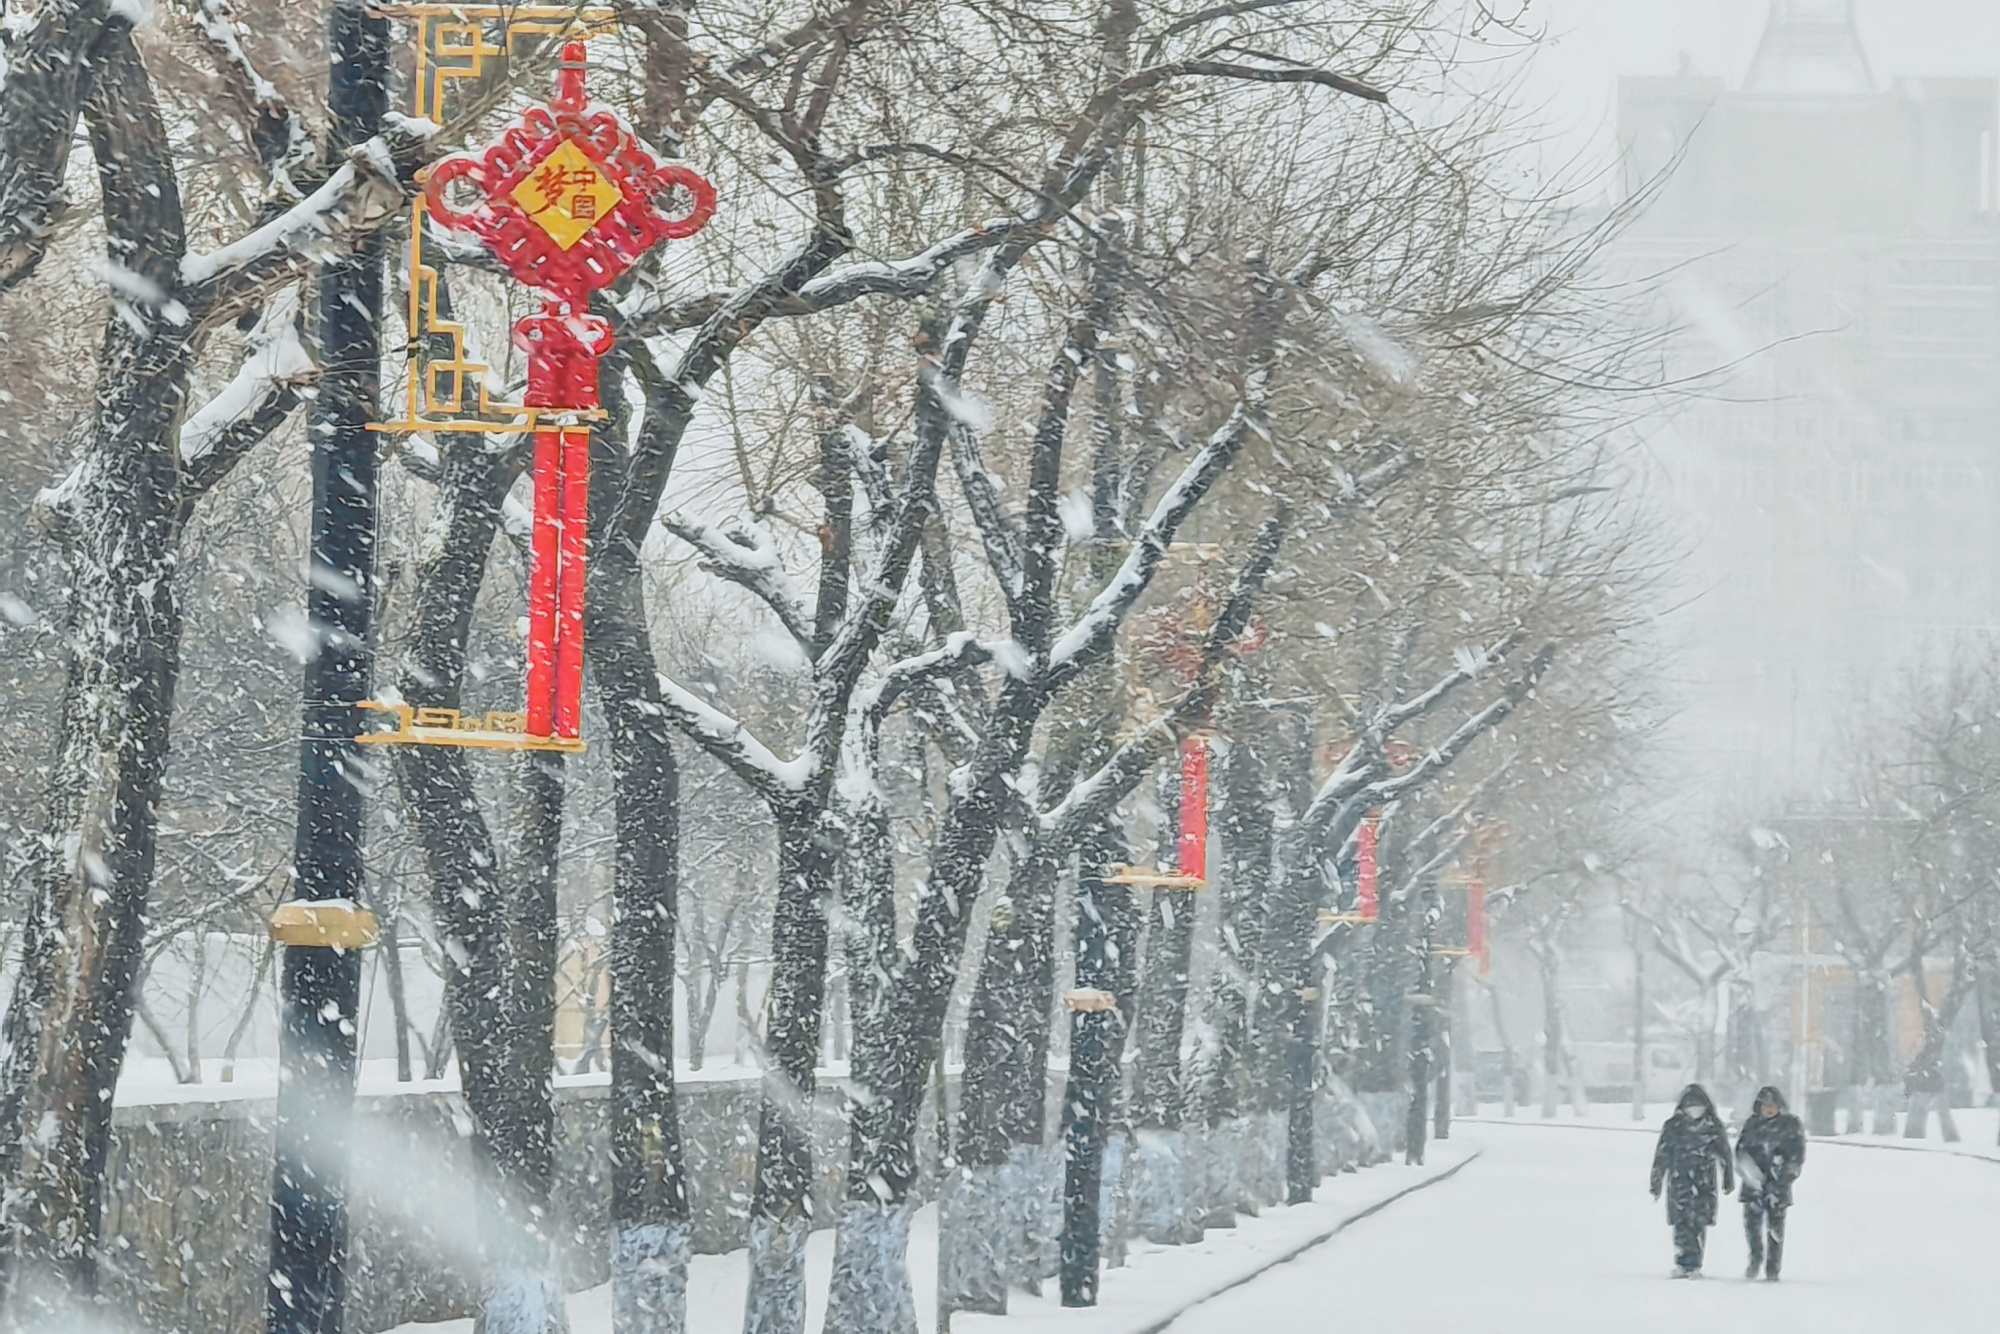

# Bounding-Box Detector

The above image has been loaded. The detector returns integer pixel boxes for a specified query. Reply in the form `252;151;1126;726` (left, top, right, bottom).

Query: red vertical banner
1176;735;1210;882
1468;824;1495;972
525;428;562;738
1468;877;1489;973
553;426;590;739
1356;809;1380;921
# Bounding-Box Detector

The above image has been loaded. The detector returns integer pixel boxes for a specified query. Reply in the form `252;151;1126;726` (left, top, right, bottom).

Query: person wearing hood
1735;1085;1806;1280
1650;1084;1733;1277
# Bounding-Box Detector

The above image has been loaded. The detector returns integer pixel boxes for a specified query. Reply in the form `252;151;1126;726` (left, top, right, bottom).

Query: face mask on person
1680;1101;1704;1119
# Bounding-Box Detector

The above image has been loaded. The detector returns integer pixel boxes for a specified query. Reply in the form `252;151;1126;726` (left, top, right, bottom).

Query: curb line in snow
1119;1149;1484;1334
1459;1115;2000;1166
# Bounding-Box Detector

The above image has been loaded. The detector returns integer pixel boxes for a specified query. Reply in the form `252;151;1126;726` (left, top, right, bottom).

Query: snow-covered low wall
98;1071;900;1334
100;1069;1395;1334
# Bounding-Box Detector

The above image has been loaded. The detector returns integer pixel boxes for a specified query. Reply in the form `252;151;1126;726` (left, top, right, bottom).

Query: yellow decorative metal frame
372;5;622;441
1104;864;1207;889
357;700;586;753
270;900;382;949
361;5;622;751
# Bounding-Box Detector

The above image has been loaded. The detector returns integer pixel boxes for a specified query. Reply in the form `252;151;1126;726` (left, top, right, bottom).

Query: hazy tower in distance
1614;1;2000;802
1744;0;1873;96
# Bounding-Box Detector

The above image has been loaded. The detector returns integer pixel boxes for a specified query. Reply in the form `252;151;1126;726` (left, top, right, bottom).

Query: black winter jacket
1651;1084;1733;1227
1736;1085;1806;1207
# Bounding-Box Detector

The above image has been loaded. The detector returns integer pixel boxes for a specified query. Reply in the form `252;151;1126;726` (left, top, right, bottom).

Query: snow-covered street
390;1116;1999;1334
1165;1121;1998;1334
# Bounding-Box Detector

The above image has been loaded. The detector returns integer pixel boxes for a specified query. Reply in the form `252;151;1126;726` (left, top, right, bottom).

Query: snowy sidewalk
1162;1119;1998;1334
390;1140;1478;1333
955;1139;1479;1334
1462;1105;2000;1164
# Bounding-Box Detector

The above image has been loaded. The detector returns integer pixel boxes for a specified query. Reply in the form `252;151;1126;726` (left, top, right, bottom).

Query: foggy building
1616;0;2000;798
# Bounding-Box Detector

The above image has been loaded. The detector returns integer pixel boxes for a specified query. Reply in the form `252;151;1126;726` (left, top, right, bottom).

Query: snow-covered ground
390;1111;1999;1333
388;1142;1478;1334
1466;1101;2000;1160
1164;1119;2000;1334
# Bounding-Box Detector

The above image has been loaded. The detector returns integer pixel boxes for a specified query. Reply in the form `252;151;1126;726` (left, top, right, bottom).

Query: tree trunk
1058;827;1136;1306
1692;980;1717;1086
1977;955;2000;1142
1851;966;1894;1134
840;695;1043;1241
1130;855;1197;1242
825;718;921;1334
483;750;566;1327
1132;892;1196;1129
384;415;567;1329
1538;943;1563;1119
1630;930;1645;1120
1186;727;1266;1223
1404;945;1436;1167
0;24;196;1312
1206;730;1270;1120
958;840;1062;1163
742;806;835;1334
1434;992;1454;1140
381;914;414;1082
1282;965;1318;1204
585;515;695;1333
1480;979;1517;1117
947;837;1062;1314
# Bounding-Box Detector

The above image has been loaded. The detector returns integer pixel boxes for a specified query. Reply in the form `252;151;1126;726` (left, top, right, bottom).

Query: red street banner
1176;735;1210;882
1467;877;1489;972
1356;809;1380;920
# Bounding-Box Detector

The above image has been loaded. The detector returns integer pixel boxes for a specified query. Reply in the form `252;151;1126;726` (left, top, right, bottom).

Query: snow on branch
1046;57;1384;210
945;415;1023;604
179;139;404;323
861;631;992;720
37;290;314;526
1385;758;1515;905
181;287;315;494
1040;513;1289;842
1623;903;1721;983
1299;732;1378;833
1380;628;1526;732
663;515;817;651
185;0;313;186
620;217;1036;338
802;471;945;763
1366;643;1556;807
652;671;813;800
1045;392;1265;686
0;1;104;296
838;423;895;531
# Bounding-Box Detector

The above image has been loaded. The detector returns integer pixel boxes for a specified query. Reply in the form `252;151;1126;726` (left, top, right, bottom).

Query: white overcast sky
1510;0;2000;169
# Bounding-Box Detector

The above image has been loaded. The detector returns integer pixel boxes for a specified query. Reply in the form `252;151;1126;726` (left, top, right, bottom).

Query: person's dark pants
1744;1196;1787;1277
1672;1220;1706;1272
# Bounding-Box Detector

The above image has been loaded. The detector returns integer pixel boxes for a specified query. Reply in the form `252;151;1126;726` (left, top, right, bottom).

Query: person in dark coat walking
1735;1085;1806;1280
1650;1084;1733;1276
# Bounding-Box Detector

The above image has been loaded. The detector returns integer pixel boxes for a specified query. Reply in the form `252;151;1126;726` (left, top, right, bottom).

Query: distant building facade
1615;0;2000;798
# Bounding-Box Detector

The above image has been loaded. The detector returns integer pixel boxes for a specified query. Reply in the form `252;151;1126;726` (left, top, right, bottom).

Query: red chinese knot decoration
422;41;715;741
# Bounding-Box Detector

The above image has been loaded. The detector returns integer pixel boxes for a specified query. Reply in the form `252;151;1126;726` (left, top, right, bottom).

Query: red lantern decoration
420;41;715;741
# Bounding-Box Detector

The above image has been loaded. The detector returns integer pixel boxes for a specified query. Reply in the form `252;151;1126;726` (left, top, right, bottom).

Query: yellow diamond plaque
511;139;624;250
